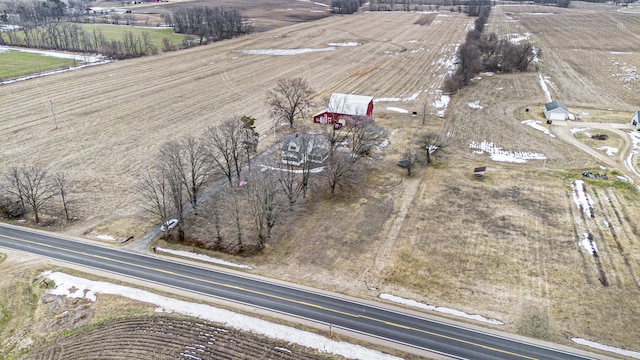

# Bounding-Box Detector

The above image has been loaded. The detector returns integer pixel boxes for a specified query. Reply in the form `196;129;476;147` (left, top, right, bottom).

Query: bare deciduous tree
4;166;26;212
267;77;315;129
419;132;447;165
17;164;56;224
158;142;187;241
52;170;73;221
206;117;246;186
139;167;175;239
276;160;305;211
169;136;213;215
247;170;283;248
401;149;416;176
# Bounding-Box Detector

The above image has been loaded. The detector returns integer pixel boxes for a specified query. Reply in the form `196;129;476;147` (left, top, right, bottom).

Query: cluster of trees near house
0;77;386;254
444;1;537;94
0;0;250;59
140;77;388;254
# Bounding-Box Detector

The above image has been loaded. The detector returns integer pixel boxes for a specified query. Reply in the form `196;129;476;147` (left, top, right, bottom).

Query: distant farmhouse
281;133;329;166
313;93;374;128
631;110;640;130
544;101;571;121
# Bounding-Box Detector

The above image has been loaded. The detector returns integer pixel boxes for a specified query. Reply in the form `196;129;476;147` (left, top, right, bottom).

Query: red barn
313;93;374;127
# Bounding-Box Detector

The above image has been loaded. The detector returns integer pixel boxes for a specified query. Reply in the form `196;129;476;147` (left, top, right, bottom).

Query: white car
160;219;178;231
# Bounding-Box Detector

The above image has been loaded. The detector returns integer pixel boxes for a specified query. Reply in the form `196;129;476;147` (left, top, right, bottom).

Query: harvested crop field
0;10;471;239
29;315;330;360
2;2;640;359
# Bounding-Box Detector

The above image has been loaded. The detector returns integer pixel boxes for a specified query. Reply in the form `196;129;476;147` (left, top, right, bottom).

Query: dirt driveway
552;121;638;180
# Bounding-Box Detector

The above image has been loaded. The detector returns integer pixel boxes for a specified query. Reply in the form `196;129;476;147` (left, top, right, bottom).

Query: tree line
160;7;250;45
444;4;537;94
0;0;251;58
0;22;161;58
0;165;73;225
331;0;367;14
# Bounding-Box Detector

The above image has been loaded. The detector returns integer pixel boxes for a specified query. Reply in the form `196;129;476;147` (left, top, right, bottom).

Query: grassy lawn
0;50;79;80
79;24;186;50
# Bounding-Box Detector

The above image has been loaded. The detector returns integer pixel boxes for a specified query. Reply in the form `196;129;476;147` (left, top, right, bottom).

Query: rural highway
0;223;598;360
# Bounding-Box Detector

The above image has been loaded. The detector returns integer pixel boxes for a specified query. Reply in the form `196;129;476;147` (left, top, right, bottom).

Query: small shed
631;111;640;130
544;101;571;121
473;166;486;179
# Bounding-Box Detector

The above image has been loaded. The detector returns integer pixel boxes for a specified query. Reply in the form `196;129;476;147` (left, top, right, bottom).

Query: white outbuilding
544;101;571;121
631;110;640;130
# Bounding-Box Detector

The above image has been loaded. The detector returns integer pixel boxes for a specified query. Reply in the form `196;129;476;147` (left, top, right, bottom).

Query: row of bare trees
0;21;162;58
160;7;250;45
0;164;73;224
444;5;537;94
139;116;259;242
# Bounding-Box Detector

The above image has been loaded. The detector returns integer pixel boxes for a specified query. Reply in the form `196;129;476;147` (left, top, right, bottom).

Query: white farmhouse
281;133;329;166
631;110;640;130
544;101;571;121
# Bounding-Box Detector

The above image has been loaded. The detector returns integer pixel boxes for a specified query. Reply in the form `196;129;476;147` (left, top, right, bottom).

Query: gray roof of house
544;101;568;112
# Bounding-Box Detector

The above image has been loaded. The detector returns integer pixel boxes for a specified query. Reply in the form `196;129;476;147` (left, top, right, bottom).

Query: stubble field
2;2;640;359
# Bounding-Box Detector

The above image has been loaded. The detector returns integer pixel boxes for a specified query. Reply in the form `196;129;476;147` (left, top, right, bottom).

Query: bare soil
1;2;640;359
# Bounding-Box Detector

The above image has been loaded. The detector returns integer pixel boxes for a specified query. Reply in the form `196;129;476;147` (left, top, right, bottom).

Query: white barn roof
326;93;373;116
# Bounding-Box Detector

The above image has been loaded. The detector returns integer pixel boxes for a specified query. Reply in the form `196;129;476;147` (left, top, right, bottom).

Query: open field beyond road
1;3;640;359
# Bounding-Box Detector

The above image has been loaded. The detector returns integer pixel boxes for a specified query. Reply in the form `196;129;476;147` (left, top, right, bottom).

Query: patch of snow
93;234;116;241
525;12;554;15
433;93;450;118
521;120;555;137
572;180;594;218
597;146;618;156
375;90;421;103
467;101;483;109
39;271;403;360
610;51;632;55
538;74;552;103
259;164;325;174
624;132;640;179
570;127;590;135
386;107;408;114
578;233;598;255
275;346;293;353
327;42;360;47
504;32;531;44
469;140;546;163
380;294;503;325
156;247;252;270
572;338;640;359
240;48;335;56
377;139;390;150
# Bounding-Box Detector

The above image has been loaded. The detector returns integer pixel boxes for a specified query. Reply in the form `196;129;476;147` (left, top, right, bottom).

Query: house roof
544;101;568;112
281;133;328;152
325;93;373;116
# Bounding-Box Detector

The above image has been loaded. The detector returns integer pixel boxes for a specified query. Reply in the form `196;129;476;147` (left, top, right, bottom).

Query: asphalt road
0;224;597;360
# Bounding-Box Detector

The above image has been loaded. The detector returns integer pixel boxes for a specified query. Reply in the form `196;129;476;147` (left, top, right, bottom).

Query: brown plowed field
0;10;471;238
28;315;330;360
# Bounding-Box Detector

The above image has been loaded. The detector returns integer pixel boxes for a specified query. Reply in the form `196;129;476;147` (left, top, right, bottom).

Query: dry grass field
2;2;640;359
